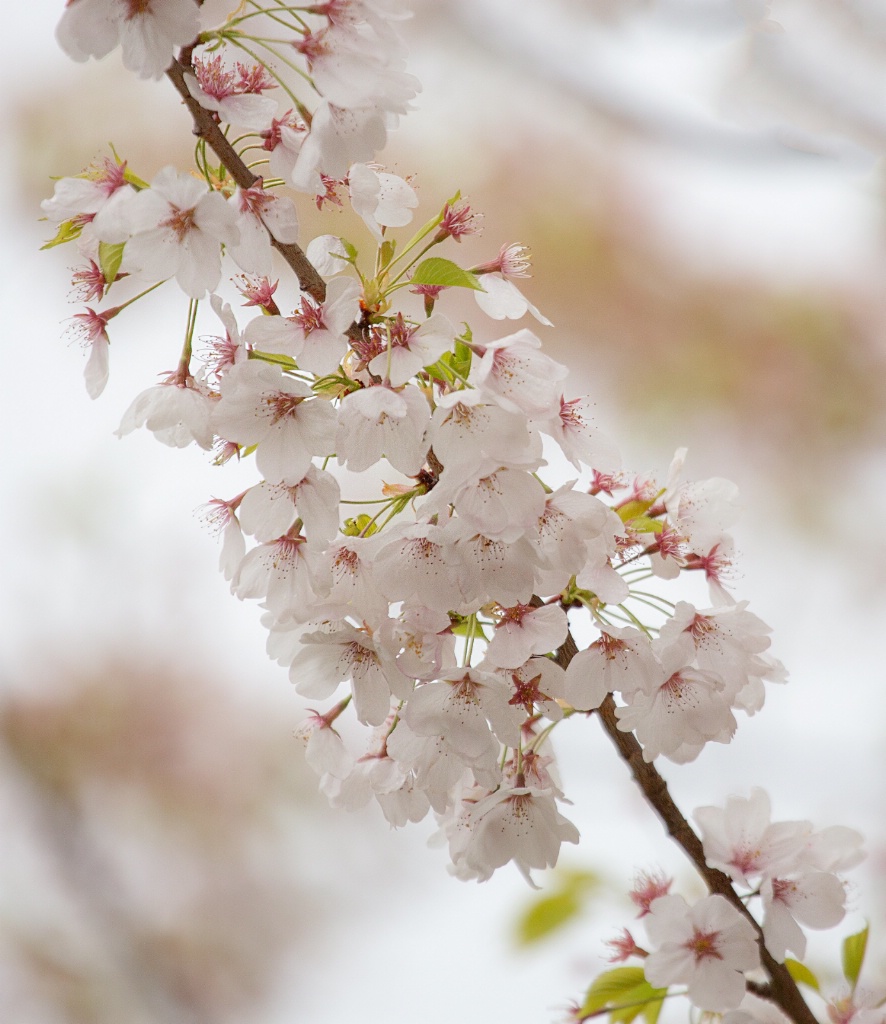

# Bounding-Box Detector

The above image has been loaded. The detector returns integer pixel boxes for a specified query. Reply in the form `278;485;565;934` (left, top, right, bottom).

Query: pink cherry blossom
368;312;454;387
485;603;569;670
643;893;760;1012
335;382;430;476
212;361;338;483
120;166;239;298
57;0;200;80
347;162;418;240
459;785;580;884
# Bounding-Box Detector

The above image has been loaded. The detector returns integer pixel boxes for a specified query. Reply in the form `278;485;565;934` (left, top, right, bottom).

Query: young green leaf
579;967;667;1024
40;218;84;250
842;925;869;991
98;240;125;284
411;257;484;291
785;959;820;993
516;890;581;946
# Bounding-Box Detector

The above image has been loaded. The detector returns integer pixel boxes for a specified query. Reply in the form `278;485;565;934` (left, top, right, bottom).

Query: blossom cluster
43;0;846;890
606;792;863;1018
46;3;872;1022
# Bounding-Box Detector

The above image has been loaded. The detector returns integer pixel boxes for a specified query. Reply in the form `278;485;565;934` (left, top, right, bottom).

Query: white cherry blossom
232;531;327;623
615;635;736;763
485;603;569;670
348;162;418;240
761;871;847;961
119;166;239;298
371;520;463;611
336;382;430;476
245;277;360;376
562;626;659;711
368;312;454;387
227;183;299;277
57;0;200;80
643;893;760;1012
470;328;569;417
457;785;580;884
116;371;214;449
289;623;411;725
212;361;338;483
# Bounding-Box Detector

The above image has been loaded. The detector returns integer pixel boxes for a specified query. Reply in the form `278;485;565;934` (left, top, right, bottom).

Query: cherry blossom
67;306;114;398
232;530;327;622
368;312;454;387
615;635;736;762
643;893;760;1012
694;789;809;887
47;13;874;1014
226;183;299;277
335;382;431;476
116;370;215;449
456;785;580;884
471;244;552;325
57;0;200;80
484;603;569;670
561;626;658;712
347;162;418;240
185;54;278;128
470;328;569;417
761;871;847;961
289;622;411;725
119;166;239;298
245;277;360;376
212;360;338;483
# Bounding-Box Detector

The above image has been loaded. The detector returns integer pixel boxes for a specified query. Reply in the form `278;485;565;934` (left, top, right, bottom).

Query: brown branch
164;47;328;303
553;622;818;1024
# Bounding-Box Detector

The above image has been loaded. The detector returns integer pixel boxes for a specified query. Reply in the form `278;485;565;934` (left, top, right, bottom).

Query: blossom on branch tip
67;306;116;398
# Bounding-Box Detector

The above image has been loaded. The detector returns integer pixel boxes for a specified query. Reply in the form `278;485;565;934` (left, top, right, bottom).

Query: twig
165;45;327;302
551;612;818;1024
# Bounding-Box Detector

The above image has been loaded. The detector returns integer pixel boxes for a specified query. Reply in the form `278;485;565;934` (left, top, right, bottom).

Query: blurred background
3;1;886;1020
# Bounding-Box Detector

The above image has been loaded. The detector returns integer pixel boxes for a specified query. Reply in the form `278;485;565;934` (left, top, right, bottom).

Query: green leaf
98;241;125;284
342;513;377;537
515;868;600;947
40;218;84;250
579;967;667;1024
411;257;484;291
122;166;150;190
378;240;396;271
450;336;473;379
516;891;581;946
616;499;655;524
842;925;869;990
785;959;820;993
627;515;662;535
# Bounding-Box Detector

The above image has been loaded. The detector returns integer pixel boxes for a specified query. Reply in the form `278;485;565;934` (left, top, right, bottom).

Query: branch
165;46;328;303
555;626;818;1024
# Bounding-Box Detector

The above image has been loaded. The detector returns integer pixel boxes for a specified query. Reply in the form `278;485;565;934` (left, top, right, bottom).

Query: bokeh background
3;1;886;1021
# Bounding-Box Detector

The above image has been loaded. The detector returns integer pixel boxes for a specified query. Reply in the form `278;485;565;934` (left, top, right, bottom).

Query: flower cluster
46;3;873;1022
605;794;863;1018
